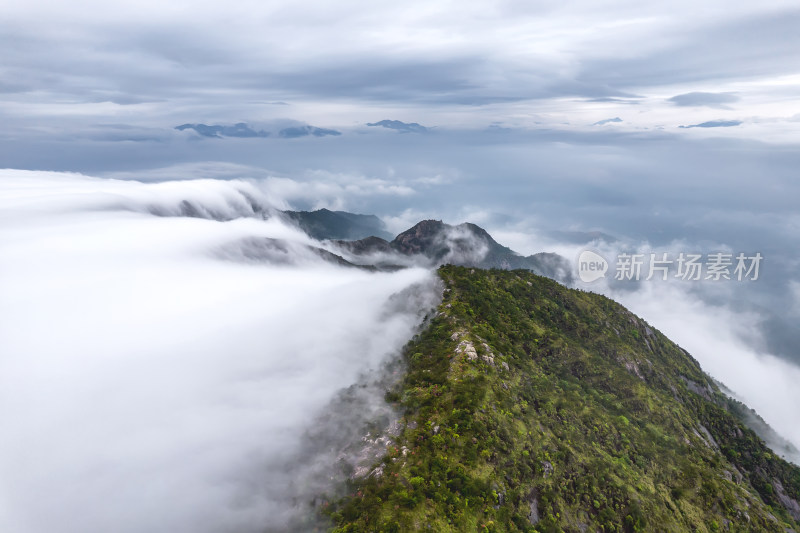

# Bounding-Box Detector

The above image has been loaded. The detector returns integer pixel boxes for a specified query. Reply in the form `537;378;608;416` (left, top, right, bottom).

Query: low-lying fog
0;171;437;532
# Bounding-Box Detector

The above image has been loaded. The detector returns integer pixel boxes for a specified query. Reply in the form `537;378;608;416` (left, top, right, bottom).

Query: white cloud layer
0;171;437;532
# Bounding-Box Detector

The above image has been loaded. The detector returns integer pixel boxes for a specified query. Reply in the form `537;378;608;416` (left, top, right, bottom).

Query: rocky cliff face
325;266;800;532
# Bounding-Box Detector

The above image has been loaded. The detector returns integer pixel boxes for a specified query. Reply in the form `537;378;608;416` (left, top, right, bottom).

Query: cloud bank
0;171;437;533
668;92;740;108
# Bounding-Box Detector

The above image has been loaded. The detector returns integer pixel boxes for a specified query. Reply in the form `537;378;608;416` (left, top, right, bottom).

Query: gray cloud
3;3;798;119
575;10;800;90
585;96;642;104
668;92;740;108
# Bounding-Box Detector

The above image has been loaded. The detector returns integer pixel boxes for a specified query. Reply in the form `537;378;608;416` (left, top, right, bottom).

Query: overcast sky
2;0;800;138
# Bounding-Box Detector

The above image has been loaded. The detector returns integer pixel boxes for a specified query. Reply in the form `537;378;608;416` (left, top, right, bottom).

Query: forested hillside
326;266;800;532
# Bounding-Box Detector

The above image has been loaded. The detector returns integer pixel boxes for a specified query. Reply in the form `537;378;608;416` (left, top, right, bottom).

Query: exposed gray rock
692;424;719;450
682;376;714;401
528;494;540;525
455;339;478;361
773;479;800;521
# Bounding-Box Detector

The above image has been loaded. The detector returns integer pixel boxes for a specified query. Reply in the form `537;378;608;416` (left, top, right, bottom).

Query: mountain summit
284;208;393;241
334;220;574;283
366;120;429;133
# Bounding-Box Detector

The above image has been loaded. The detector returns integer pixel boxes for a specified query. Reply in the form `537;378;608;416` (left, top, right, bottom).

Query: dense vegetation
325;266;800;532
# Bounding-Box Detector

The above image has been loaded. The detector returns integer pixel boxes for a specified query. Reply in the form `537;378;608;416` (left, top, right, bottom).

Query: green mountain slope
325;266;800;532
284;208;394;241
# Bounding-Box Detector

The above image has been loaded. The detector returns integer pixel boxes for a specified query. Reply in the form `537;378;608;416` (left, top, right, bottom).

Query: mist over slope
332;219;574;283
0;171;438;533
328;267;800;531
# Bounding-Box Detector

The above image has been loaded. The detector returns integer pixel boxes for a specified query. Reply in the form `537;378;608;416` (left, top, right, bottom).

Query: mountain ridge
366;120;430;133
324;266;800;532
284;208;393;241
174;122;341;138
332;219;574;283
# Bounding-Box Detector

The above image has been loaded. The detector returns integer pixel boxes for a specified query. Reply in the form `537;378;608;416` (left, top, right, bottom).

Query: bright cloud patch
0;171;436;533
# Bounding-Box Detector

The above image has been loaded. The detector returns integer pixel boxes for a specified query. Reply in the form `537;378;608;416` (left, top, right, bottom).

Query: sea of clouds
2;166;799;533
0;170;438;532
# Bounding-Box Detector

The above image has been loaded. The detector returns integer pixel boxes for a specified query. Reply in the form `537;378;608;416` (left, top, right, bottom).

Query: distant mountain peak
175;122;341;139
175;122;269;138
280;208;574;283
392;220;447;253
366;119;429;133
329;218;574;283
278;125;341;138
679;119;742;129
283;208;392;241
